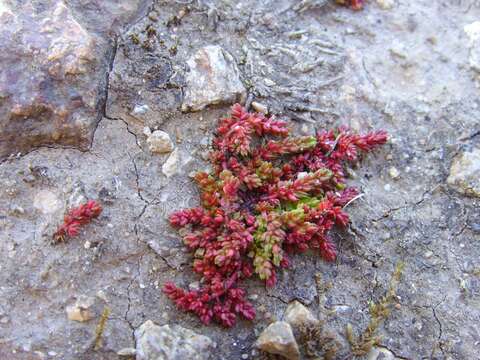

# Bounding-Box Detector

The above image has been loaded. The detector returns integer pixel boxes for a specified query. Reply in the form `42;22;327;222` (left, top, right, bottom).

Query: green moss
346;262;404;356
94;307;111;351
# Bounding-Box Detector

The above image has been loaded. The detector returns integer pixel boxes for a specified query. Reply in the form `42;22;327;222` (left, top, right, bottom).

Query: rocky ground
1;0;480;359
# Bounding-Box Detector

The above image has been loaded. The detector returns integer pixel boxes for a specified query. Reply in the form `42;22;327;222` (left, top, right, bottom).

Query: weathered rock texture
0;1;108;157
447;147;480;197
0;0;149;159
182;45;246;112
135;321;215;360
1;1;480;360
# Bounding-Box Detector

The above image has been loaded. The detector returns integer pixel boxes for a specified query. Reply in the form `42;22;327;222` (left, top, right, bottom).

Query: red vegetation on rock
336;0;365;10
164;104;387;327
53;200;102;243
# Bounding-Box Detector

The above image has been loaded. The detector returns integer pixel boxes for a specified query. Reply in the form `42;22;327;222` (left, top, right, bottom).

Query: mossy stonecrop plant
336;0;365;10
164;104;387;327
53;200;102;243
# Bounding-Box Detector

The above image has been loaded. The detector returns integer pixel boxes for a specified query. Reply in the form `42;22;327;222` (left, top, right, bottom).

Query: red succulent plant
164;104;387;327
53;200;102;243
336;0;365;10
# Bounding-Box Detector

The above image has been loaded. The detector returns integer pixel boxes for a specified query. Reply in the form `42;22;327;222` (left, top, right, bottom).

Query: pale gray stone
367;347;395;360
162;148;179;177
135;321;215;360
146;130;174;154
465;22;480;73
447;148;480;197
182;45;246;112
283;301;318;330
256;321;300;360
66;295;95;322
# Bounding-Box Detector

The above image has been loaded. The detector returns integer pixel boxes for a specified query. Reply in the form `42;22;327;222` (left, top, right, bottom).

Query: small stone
424;250;433;259
199;137;210;148
135;321;215;360
84;241;91;249
96;290;108;302
376;0;394;9
367;347;395;360
465;22;480;73
10;205;25;215
264;78;276;87
447;148;480;197
33;190;62;214
147;130;174;154
33;351;47;360
66;295;95;322
388;167;400;179
182;45;246;112
333;305;352;315
188;281;200;291
143;127;152;136
300;124;311;135
132;104;150;116
389;41;408;59
117;347;137;357
162;148;180;177
200;150;210;161
470;223;480;233
241;354;248;359
251;101;268;114
283;301;318;330
465;22;480;42
256;321;300;360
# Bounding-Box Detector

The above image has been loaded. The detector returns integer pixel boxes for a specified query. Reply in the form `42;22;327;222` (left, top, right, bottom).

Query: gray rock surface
135;321;215;360
0;1;108;158
447;147;480;197
256;321;300;360
0;0;148;159
182;45;246;112
1;1;480;360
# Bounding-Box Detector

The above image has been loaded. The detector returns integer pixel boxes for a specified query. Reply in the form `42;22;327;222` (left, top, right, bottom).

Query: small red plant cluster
164;104;387;327
53;200;102;243
336;0;364;10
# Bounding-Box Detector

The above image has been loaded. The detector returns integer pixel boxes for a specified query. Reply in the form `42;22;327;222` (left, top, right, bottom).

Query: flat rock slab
0;1;109;158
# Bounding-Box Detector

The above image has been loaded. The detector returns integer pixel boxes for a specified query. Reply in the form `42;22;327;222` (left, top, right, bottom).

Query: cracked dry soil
1;1;480;359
